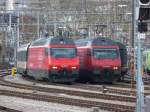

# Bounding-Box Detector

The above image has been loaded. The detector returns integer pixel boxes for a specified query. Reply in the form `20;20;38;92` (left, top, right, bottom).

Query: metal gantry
9;0;131;44
0;0;133;77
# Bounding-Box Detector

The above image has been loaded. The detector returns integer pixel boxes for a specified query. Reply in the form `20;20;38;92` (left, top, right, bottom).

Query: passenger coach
143;50;150;75
17;43;30;75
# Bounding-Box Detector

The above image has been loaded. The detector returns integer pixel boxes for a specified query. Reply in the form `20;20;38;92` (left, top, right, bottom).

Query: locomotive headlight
52;66;58;69
71;66;77;69
113;66;118;70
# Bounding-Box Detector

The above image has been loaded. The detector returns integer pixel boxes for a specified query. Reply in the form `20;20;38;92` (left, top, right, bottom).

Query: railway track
124;74;150;85
3;74;150;96
0;105;22;112
20;74;150;95
113;82;150;91
20;76;137;96
0;74;137;111
1;70;149;94
5;73;150;112
0;89;135;112
0;79;136;102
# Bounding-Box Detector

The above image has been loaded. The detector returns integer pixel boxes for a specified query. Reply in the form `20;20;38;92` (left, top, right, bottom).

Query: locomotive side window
87;49;91;56
93;48;118;59
45;48;49;56
50;48;77;58
17;51;27;61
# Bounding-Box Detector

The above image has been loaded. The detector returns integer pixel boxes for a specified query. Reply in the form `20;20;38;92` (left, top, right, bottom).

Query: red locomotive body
27;36;79;83
76;38;121;83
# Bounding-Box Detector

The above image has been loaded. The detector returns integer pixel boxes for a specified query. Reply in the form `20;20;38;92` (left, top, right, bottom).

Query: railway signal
138;22;148;32
139;0;150;4
138;0;150;32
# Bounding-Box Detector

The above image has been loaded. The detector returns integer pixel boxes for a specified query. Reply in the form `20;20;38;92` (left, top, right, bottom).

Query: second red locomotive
75;37;122;83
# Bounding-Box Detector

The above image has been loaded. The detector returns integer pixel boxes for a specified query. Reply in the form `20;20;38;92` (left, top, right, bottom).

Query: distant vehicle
17;36;79;83
75;37;127;83
143;50;150;75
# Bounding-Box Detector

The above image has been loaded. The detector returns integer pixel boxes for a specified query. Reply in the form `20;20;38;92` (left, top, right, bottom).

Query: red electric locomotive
75;37;121;83
27;36;79;83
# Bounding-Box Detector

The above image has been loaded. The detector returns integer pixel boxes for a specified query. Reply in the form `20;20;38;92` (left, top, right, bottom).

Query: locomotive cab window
50;48;77;58
93;48;119;59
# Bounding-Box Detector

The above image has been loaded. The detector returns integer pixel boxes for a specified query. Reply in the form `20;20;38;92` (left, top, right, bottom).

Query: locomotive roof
31;36;75;47
92;37;116;46
75;37;117;46
75;38;92;47
47;36;74;44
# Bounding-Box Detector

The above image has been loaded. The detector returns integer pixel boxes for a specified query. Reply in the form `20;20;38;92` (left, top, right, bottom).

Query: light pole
118;4;127;41
37;11;40;38
17;7;19;48
12;1;20;67
118;4;127;21
132;0;144;112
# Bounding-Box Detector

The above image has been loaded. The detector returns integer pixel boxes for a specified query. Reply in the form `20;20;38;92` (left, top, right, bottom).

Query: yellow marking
11;67;15;78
